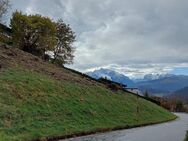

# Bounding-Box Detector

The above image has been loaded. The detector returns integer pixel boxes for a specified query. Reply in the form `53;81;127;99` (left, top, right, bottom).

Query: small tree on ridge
53;19;76;66
10;11;57;57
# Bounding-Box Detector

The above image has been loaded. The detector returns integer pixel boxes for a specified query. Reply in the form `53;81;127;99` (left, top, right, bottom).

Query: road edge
31;115;177;141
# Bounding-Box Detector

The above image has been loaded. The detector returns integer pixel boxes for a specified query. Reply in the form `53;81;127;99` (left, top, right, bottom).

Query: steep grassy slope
0;45;176;141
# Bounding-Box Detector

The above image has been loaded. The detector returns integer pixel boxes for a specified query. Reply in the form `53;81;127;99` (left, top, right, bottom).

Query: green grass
0;68;176;141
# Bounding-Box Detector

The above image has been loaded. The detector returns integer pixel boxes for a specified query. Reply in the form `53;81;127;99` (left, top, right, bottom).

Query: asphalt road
62;113;188;141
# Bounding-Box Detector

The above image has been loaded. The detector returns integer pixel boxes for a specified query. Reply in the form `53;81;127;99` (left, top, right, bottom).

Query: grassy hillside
0;45;176;141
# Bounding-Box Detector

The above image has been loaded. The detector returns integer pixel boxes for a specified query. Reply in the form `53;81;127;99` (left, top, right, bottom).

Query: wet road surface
62;113;188;141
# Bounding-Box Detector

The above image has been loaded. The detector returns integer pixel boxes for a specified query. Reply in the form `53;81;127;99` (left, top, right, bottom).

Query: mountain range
87;68;188;97
136;75;188;96
87;68;135;87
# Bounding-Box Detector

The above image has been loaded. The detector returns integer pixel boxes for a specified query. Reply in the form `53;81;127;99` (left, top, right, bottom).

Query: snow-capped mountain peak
87;68;135;87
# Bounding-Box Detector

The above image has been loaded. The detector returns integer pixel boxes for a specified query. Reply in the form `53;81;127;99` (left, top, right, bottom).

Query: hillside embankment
0;45;176;141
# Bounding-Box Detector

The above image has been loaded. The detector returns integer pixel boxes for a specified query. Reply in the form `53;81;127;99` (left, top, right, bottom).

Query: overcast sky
8;0;188;78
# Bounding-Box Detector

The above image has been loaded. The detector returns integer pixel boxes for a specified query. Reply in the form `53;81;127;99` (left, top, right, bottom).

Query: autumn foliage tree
10;12;76;66
10;11;57;57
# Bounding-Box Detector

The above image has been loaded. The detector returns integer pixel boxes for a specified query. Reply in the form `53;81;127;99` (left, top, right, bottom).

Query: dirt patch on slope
0;44;99;86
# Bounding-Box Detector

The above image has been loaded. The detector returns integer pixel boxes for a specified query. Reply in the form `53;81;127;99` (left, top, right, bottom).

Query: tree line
0;0;76;66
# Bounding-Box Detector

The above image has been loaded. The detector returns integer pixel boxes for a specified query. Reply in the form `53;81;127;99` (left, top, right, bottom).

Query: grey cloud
9;0;188;77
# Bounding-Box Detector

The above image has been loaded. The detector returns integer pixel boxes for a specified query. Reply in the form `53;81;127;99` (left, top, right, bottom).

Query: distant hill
87;68;135;87
168;86;188;103
136;75;188;96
